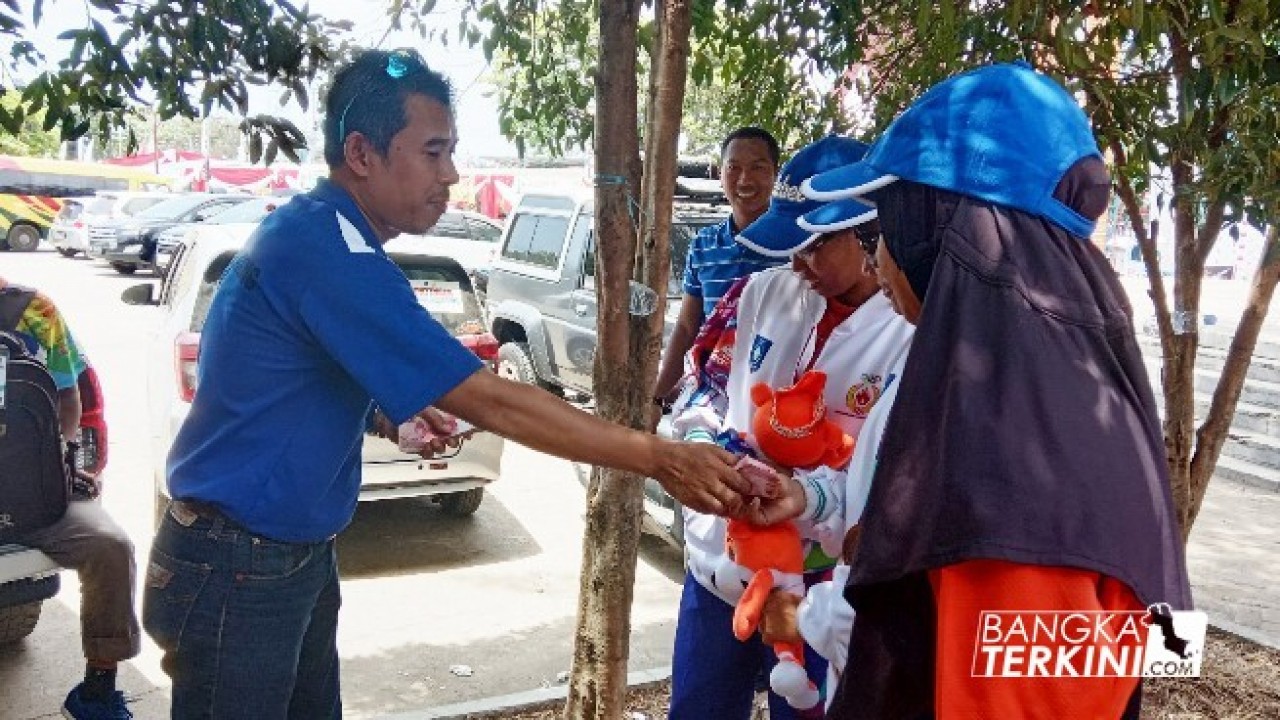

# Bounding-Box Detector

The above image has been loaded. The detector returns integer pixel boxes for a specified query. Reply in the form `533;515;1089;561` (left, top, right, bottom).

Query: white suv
49;191;171;257
121;223;506;523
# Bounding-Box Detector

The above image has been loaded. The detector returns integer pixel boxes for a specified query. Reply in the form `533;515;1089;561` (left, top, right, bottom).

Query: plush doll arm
797;564;856;674
733;568;777;641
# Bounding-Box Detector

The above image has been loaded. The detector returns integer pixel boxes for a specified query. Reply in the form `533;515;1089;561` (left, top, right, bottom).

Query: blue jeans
142;503;342;719
670;572;828;720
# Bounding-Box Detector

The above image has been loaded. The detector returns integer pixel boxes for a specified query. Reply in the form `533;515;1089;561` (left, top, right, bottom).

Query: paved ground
1184;480;1280;648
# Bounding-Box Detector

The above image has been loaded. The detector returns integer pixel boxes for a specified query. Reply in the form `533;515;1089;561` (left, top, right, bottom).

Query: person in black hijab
791;64;1191;719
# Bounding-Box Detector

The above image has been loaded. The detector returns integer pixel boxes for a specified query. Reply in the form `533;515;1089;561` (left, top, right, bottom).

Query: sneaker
62;683;133;720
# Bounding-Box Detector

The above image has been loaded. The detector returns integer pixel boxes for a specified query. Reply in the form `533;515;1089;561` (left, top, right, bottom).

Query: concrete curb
379;666;672;719
1210;619;1280;652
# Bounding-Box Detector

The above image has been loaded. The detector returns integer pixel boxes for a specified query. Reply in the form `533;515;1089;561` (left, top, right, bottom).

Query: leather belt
168;499;227;527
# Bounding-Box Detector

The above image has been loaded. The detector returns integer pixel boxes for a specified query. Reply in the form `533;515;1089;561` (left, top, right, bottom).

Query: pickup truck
485;190;727;545
485;191;725;395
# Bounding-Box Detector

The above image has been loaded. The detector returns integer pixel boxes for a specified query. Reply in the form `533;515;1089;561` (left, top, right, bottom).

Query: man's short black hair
720;127;781;167
323;48;454;167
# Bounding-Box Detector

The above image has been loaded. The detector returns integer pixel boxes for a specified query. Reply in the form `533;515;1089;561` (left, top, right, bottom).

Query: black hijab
828;159;1191;719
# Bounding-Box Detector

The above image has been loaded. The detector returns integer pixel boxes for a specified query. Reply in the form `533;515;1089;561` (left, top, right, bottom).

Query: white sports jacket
671;265;914;605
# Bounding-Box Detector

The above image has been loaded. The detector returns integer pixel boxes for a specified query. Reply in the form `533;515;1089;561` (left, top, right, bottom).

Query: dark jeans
142;502;342;719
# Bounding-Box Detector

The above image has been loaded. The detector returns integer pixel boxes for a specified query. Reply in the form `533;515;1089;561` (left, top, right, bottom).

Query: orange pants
930;559;1143;720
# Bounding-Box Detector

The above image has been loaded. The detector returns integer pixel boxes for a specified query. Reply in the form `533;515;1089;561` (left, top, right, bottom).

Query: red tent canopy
104;150;206;167
208;166;272;185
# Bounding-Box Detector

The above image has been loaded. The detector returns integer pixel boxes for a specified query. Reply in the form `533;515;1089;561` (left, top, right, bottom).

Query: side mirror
121;283;157;306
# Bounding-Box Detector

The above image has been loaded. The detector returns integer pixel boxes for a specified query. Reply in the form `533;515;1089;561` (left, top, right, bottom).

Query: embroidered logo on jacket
846;374;883;417
749;335;773;372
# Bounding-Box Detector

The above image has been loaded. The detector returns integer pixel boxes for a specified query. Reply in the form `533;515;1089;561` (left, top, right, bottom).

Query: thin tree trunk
1188;221;1280;539
637;0;692;375
1162;155;1202;530
564;0;645;717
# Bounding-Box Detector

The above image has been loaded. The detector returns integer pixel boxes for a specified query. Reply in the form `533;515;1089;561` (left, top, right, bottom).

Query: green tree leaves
450;0;869;158
0;1;350;162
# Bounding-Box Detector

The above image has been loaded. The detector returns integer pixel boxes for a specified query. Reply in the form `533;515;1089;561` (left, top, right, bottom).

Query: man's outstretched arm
435;369;749;516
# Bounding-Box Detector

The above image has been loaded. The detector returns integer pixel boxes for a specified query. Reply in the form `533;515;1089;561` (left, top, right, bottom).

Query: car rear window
390;256;486;336
189;252;484;338
86;196;117;214
121;197;167;216
501;213;569;269
58;199;86;220
189;252;238;333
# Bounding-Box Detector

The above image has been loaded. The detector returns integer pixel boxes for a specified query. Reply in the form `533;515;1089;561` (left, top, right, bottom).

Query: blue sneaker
62;683;132;719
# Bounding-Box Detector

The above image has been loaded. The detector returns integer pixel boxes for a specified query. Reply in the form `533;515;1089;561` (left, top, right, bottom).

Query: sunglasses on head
338;52;419;141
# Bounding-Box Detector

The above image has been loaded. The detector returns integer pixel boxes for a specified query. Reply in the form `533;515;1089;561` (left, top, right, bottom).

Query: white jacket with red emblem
671;264;914;605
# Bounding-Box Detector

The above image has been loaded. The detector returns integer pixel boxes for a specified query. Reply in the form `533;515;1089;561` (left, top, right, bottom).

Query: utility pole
152;107;160;174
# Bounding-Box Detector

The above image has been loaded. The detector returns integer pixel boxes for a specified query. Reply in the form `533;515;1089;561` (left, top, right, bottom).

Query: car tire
497;342;553;390
5;224;40;252
439;487;484;517
56;247;78;258
0;602;42;645
110;262;137;275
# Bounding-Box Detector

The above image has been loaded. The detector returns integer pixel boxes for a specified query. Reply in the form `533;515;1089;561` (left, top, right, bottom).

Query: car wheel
0;602;42;645
497;342;551;389
110;262;138;275
439;488;484;517
56;247;78;258
5;224;40;252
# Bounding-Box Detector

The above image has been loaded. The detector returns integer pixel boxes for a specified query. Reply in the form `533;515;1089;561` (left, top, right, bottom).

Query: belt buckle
169;501;200;527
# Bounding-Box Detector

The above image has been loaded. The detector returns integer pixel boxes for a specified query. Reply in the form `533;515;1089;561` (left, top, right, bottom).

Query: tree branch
1110;139;1174;357
1190;220;1280;536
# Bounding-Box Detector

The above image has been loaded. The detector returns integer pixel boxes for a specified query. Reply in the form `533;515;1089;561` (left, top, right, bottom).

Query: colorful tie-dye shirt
10;290;86;390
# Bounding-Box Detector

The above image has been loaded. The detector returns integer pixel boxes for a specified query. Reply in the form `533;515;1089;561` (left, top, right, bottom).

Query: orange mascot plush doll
728;370;853;710
749;370;853;470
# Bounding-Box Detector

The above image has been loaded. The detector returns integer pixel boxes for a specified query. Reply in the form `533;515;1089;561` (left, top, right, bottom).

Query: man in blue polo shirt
142;48;752;719
651;127;784;408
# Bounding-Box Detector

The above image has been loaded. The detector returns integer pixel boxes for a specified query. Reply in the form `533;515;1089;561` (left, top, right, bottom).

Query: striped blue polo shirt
682;217;782;318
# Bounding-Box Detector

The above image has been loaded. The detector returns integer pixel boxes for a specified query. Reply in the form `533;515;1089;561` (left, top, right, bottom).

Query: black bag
0;285;71;542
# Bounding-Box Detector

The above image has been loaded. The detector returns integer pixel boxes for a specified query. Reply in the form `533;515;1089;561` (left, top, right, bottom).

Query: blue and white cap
801;62;1103;238
737;135;876;257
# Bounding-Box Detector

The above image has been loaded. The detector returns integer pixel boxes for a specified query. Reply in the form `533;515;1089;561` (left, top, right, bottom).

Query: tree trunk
1162;156;1203;532
637;0;693;375
1188;221;1280;539
564;1;646;718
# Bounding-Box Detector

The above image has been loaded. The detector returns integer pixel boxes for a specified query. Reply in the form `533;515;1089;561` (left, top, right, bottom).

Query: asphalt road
0;245;687;719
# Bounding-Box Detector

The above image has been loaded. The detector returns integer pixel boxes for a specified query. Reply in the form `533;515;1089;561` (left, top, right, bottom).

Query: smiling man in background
651;127;785;411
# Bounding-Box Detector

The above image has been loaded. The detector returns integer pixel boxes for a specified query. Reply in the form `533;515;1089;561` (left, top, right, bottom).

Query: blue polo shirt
682;217;781;318
166;180;484;542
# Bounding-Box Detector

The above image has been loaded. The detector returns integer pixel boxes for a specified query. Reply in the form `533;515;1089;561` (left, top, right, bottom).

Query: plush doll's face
751;372;839;468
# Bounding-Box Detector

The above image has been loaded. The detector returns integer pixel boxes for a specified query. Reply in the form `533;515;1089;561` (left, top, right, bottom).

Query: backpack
0;285;70;542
